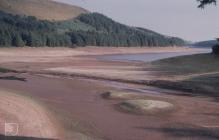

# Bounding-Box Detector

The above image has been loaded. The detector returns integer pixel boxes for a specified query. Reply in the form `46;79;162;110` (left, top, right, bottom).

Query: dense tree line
0;11;185;47
0;11;72;47
69;13;185;47
68;30;185;47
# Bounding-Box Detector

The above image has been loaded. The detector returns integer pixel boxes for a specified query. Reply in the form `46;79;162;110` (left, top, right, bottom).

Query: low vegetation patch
0;67;17;73
118;99;174;115
0;76;26;81
183;73;219;96
150;53;219;97
152;53;219;75
102;91;141;100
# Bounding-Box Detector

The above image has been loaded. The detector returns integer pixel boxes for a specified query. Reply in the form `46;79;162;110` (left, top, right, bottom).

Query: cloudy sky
55;0;219;42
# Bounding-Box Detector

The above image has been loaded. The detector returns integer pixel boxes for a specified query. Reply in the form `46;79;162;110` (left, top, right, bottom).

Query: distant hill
66;13;185;47
0;0;88;21
0;11;186;47
0;0;186;47
192;40;218;48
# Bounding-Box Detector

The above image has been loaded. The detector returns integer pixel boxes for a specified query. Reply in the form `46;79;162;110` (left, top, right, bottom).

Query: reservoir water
99;48;211;62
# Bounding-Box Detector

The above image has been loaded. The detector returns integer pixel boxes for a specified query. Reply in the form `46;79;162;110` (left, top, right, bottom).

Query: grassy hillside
0;0;88;21
150;53;219;97
152;53;219;75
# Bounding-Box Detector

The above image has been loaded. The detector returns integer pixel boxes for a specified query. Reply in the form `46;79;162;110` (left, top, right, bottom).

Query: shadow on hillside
0;76;26;82
136;124;219;140
0;134;58;140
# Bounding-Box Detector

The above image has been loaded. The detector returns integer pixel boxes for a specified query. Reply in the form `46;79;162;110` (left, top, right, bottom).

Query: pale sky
55;0;219;42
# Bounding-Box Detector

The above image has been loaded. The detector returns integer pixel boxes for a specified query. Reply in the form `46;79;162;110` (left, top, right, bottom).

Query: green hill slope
0;11;186;47
67;13;185;46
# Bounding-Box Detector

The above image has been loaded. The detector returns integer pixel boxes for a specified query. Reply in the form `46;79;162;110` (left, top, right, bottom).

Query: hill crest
0;0;88;21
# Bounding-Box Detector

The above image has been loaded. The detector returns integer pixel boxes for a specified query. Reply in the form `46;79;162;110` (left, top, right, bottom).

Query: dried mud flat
0;89;61;139
0;47;219;140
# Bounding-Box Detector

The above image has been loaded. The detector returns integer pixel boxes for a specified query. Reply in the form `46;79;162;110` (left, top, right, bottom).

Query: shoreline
0;46;205;56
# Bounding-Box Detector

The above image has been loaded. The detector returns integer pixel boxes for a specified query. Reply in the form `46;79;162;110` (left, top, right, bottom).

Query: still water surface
99;48;211;62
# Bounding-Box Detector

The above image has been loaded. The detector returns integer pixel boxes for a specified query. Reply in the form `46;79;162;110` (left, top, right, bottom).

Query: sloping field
150;53;219;96
0;0;88;21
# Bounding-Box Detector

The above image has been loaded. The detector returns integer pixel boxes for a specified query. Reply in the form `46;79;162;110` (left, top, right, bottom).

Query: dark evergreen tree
12;33;25;47
197;0;216;8
212;38;219;55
